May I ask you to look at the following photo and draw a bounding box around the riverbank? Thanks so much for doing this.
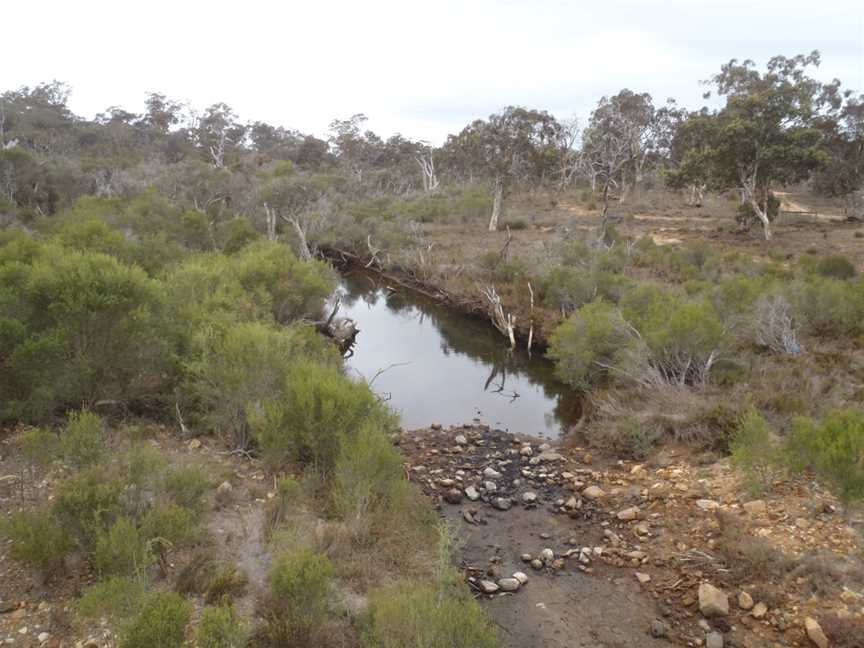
[400,423,864,648]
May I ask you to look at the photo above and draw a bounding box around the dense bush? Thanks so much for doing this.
[363,580,497,648]
[814,254,857,280]
[259,549,334,645]
[162,462,212,513]
[0,240,174,420]
[120,591,191,648]
[730,408,781,494]
[77,576,147,622]
[1,508,71,579]
[540,266,596,314]
[197,605,249,648]
[787,409,864,503]
[250,361,393,473]
[547,302,635,388]
[60,410,104,469]
[789,277,864,337]
[93,517,154,578]
[52,468,124,548]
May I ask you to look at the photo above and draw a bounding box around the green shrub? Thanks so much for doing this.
[78,576,146,621]
[815,255,857,280]
[120,592,191,648]
[477,252,527,282]
[790,278,864,337]
[123,442,169,516]
[363,580,497,648]
[142,505,200,554]
[2,508,71,578]
[787,409,864,503]
[52,468,124,547]
[250,361,393,473]
[540,267,595,314]
[731,408,781,494]
[205,564,249,605]
[547,302,635,388]
[592,416,663,460]
[93,517,154,578]
[17,427,59,469]
[60,410,104,469]
[163,462,212,513]
[332,423,412,521]
[196,605,248,648]
[260,549,334,644]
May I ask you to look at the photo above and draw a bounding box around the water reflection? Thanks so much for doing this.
[337,272,580,438]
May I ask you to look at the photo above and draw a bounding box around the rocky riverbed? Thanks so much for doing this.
[399,424,864,648]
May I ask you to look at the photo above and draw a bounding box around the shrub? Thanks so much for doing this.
[540,267,595,314]
[716,512,789,581]
[789,277,864,337]
[60,410,104,469]
[1,508,71,579]
[120,592,191,648]
[731,408,782,494]
[197,605,249,648]
[591,416,663,460]
[163,462,212,513]
[93,517,154,578]
[815,254,857,280]
[363,580,497,648]
[17,427,59,470]
[78,576,146,621]
[786,409,864,503]
[547,302,635,388]
[205,564,249,605]
[123,442,169,516]
[52,468,124,547]
[141,504,200,555]
[250,361,393,473]
[820,615,864,648]
[259,549,334,644]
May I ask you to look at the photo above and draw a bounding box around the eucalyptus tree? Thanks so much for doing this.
[444,106,562,231]
[812,93,864,220]
[670,52,838,240]
[195,103,247,168]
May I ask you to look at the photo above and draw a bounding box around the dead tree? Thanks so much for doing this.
[416,147,440,192]
[480,284,516,349]
[316,297,360,357]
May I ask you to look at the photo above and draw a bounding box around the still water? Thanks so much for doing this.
[337,272,580,438]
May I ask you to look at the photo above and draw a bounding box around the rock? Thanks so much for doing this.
[752,602,767,619]
[530,559,543,570]
[650,619,669,638]
[706,631,724,648]
[617,506,640,521]
[478,580,499,594]
[738,591,754,610]
[0,602,16,614]
[699,583,729,618]
[483,467,502,479]
[696,499,720,511]
[635,572,651,584]
[537,450,564,462]
[462,510,476,524]
[444,488,463,504]
[38,633,50,644]
[498,578,520,592]
[743,500,767,516]
[513,571,529,585]
[521,553,532,562]
[215,481,233,504]
[492,497,512,511]
[484,481,497,493]
[539,532,550,539]
[465,485,480,501]
[804,617,828,648]
[565,496,579,509]
[455,435,467,445]
[187,438,201,450]
[522,491,537,504]
[582,485,606,500]
[520,445,533,457]
[635,522,651,536]
[431,422,442,430]
[540,548,554,563]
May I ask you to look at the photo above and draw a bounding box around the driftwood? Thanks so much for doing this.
[316,297,360,357]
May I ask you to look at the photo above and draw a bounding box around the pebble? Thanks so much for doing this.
[706,631,724,648]
[743,499,767,516]
[455,435,467,445]
[752,602,767,619]
[696,499,720,511]
[498,577,521,592]
[738,591,754,610]
[483,467,502,479]
[530,559,543,570]
[699,582,729,618]
[635,572,651,584]
[804,617,828,648]
[582,485,606,499]
[650,619,669,638]
[540,548,554,563]
[484,481,498,493]
[537,450,564,462]
[465,485,480,501]
[521,553,532,562]
[492,497,512,511]
[38,633,50,643]
[444,488,463,504]
[513,571,529,585]
[479,580,499,594]
[522,492,537,504]
[616,506,640,521]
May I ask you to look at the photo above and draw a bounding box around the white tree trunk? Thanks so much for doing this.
[264,203,277,241]
[285,215,313,261]
[488,175,504,232]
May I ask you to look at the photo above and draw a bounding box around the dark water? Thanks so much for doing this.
[338,272,580,438]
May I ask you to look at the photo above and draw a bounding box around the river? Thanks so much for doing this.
[337,271,580,438]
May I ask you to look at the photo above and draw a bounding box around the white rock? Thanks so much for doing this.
[513,571,529,585]
[696,499,720,511]
[752,602,767,618]
[522,492,537,504]
[616,506,640,521]
[38,633,50,643]
[479,580,499,594]
[635,572,651,584]
[805,617,828,648]
[540,548,554,563]
[455,435,468,445]
[498,578,520,592]
[706,631,724,648]
[492,497,512,511]
[698,582,729,618]
[582,485,606,499]
[537,450,564,462]
[483,467,502,479]
[738,591,754,610]
[465,485,480,501]
[484,480,497,493]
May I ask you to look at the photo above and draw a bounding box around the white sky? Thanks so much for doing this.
[3,0,863,144]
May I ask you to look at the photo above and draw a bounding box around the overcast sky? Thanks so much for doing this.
[3,0,862,144]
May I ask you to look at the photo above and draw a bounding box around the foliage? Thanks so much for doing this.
[78,577,147,622]
[52,468,124,547]
[363,579,498,648]
[789,277,864,337]
[120,592,191,648]
[163,462,212,513]
[814,254,857,280]
[249,361,393,473]
[731,408,781,494]
[1,507,71,578]
[197,605,249,648]
[787,409,864,503]
[93,517,154,578]
[260,549,334,645]
[60,410,104,469]
[592,416,663,460]
[547,302,635,388]
[141,504,200,554]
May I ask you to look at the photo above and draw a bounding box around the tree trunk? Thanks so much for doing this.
[749,198,772,240]
[597,181,611,244]
[488,175,504,232]
[286,216,313,261]
[264,203,277,241]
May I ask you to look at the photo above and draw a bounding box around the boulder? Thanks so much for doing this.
[492,497,512,511]
[478,580,499,594]
[465,485,480,501]
[705,631,724,648]
[804,617,828,648]
[522,492,538,504]
[617,507,640,521]
[513,572,529,585]
[698,582,729,617]
[483,467,502,479]
[498,578,520,592]
[582,485,606,500]
[743,500,767,516]
[444,489,463,504]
